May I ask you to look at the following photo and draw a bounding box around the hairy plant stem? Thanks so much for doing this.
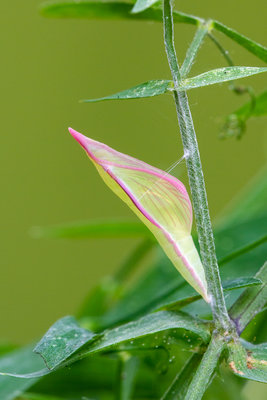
[180,22,211,77]
[163,0,232,331]
[184,333,225,400]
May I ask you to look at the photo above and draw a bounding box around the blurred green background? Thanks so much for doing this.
[0,0,266,353]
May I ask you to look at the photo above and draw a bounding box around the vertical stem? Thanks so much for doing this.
[184,334,225,400]
[163,0,232,331]
[161,353,202,400]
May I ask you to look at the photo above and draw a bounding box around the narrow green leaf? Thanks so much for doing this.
[219,234,267,266]
[0,346,44,400]
[154,277,262,312]
[34,316,96,370]
[215,213,267,279]
[228,340,267,383]
[213,20,267,63]
[82,80,173,103]
[131,0,159,14]
[161,353,202,400]
[229,261,267,334]
[40,1,201,25]
[180,67,267,91]
[31,219,151,239]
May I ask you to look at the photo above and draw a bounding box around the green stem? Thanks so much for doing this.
[116,353,139,400]
[161,353,202,399]
[163,0,232,331]
[184,334,225,400]
[181,22,211,78]
[208,33,234,66]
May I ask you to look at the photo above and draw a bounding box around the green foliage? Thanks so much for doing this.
[228,340,267,383]
[40,1,200,25]
[32,219,150,239]
[1,1,266,399]
[180,67,267,90]
[213,20,267,63]
[0,346,44,399]
[34,317,96,370]
[222,90,267,139]
[131,0,159,14]
[82,80,173,103]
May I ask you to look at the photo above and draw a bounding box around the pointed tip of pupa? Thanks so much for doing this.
[68,127,89,150]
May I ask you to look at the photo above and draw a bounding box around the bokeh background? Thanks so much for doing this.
[0,1,266,394]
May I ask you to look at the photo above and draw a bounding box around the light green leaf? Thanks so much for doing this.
[213,20,267,63]
[31,219,151,239]
[0,346,44,400]
[180,67,267,91]
[131,0,159,14]
[34,316,96,370]
[40,1,200,25]
[228,341,267,383]
[82,80,173,103]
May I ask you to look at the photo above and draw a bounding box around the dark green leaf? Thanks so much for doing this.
[0,346,44,400]
[91,255,183,329]
[34,316,96,370]
[31,219,150,239]
[131,0,159,14]
[229,261,267,333]
[35,311,210,372]
[40,2,201,25]
[213,20,267,63]
[219,234,267,266]
[228,340,267,383]
[180,67,267,91]
[82,80,173,103]
[154,277,262,312]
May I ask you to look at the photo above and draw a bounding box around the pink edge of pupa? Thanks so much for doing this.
[68,127,209,301]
